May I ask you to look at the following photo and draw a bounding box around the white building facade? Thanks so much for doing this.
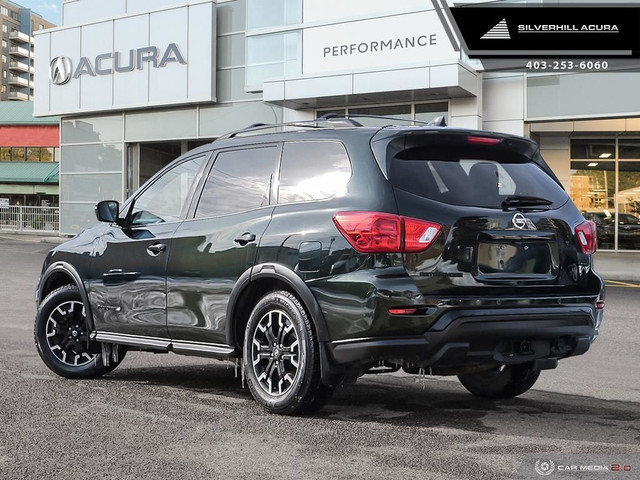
[34,0,640,251]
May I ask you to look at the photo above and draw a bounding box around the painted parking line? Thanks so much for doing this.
[605,279,640,288]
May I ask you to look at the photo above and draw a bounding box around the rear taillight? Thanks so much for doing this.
[333,211,442,253]
[575,220,597,254]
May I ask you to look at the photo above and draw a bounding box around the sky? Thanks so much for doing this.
[12,0,61,26]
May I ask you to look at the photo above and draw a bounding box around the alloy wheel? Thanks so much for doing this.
[45,300,94,367]
[251,309,301,397]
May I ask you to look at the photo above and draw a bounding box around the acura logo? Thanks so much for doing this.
[50,57,72,85]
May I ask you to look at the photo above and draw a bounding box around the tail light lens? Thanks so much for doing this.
[468,136,501,146]
[333,211,442,253]
[575,220,597,254]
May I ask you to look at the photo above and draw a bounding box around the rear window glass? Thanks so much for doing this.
[389,148,568,208]
[278,141,351,204]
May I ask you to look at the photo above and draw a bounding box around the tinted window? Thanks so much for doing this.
[278,142,351,204]
[129,156,205,226]
[390,148,568,209]
[570,139,615,159]
[195,146,277,218]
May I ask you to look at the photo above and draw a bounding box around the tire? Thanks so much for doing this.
[243,290,333,415]
[457,362,541,399]
[34,285,125,379]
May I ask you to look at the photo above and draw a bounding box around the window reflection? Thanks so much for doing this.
[570,161,615,249]
[195,147,277,218]
[617,162,640,250]
[570,139,615,159]
[131,156,204,226]
[279,142,351,204]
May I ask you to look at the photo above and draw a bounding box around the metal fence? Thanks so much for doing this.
[0,206,60,234]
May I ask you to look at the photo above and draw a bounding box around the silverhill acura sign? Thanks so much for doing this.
[49,44,186,85]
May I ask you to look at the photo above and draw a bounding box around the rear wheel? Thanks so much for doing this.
[457,363,540,398]
[34,285,125,379]
[243,290,333,415]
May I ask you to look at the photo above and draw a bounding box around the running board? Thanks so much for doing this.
[172,341,235,356]
[93,332,235,358]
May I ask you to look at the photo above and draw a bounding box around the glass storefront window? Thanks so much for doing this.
[316,103,448,125]
[349,105,412,127]
[415,102,449,124]
[570,161,615,250]
[0,147,58,163]
[27,147,41,162]
[41,148,54,162]
[570,139,640,250]
[617,162,640,250]
[11,147,25,162]
[246,31,302,89]
[570,139,615,160]
[618,139,640,159]
[247,0,302,30]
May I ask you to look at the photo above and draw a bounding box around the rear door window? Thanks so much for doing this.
[278,141,351,204]
[389,148,568,209]
[195,146,278,218]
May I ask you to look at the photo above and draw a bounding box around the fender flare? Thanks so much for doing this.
[225,263,331,348]
[38,261,95,331]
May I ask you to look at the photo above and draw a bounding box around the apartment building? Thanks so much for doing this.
[1,0,56,101]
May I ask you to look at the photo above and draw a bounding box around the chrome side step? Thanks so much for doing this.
[94,332,171,350]
[172,340,235,356]
[93,332,235,358]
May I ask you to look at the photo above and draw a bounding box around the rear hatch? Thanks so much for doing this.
[371,128,598,297]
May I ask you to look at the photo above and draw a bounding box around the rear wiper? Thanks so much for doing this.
[501,195,553,211]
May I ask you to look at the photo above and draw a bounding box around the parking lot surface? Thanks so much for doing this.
[0,235,638,479]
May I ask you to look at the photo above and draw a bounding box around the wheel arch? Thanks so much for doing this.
[38,262,95,331]
[226,263,331,351]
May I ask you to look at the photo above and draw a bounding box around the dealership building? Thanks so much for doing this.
[34,0,640,251]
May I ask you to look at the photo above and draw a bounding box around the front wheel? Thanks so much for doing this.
[457,363,540,398]
[34,285,125,379]
[243,290,333,415]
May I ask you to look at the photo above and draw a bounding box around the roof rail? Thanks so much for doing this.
[214,113,447,141]
[215,117,363,141]
[317,112,447,127]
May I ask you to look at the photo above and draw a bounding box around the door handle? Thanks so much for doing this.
[103,269,141,283]
[147,243,167,256]
[234,233,256,246]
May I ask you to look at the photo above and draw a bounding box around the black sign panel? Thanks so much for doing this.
[450,7,640,58]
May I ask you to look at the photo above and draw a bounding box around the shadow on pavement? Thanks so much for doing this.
[106,362,640,447]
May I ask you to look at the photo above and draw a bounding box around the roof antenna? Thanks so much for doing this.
[428,116,447,127]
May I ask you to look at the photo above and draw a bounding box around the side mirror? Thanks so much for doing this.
[95,200,120,223]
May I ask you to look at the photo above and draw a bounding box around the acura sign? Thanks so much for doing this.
[34,2,216,116]
[48,44,186,85]
[49,56,72,86]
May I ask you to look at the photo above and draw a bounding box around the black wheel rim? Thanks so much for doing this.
[251,309,301,397]
[45,300,94,367]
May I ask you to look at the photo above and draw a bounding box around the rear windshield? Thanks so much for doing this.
[389,147,568,208]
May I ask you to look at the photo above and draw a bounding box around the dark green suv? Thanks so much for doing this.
[34,118,605,414]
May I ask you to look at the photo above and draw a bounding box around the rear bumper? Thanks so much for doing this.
[325,305,597,374]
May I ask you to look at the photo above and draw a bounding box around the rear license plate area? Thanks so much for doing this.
[476,242,554,278]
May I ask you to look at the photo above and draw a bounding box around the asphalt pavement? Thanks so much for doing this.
[0,236,638,479]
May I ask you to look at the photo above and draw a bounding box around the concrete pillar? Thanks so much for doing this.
[482,72,525,136]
